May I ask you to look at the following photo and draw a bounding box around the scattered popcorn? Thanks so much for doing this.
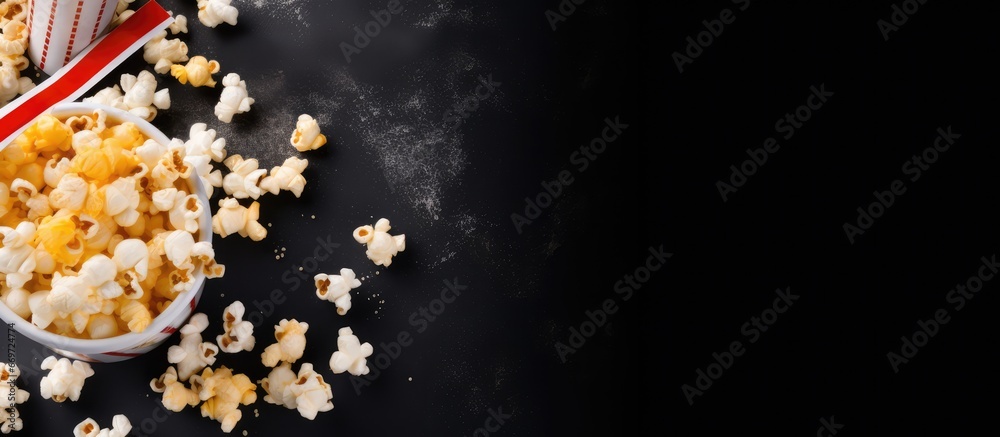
[0,364,28,434]
[190,366,256,433]
[83,71,170,122]
[0,63,32,106]
[73,414,132,437]
[171,56,220,88]
[197,0,239,28]
[284,363,334,420]
[353,218,406,267]
[261,319,308,367]
[217,301,255,353]
[0,4,33,108]
[212,198,266,241]
[314,268,359,315]
[169,13,189,34]
[214,73,254,123]
[259,157,307,198]
[221,155,265,200]
[178,123,227,198]
[290,114,327,152]
[329,327,373,376]
[143,30,189,75]
[258,361,294,406]
[150,366,200,412]
[39,356,93,403]
[168,313,219,381]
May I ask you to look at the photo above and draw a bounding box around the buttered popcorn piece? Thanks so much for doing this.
[39,356,93,403]
[197,0,238,28]
[168,313,219,381]
[73,414,132,437]
[191,366,256,433]
[217,301,255,353]
[261,319,308,367]
[353,218,406,267]
[290,114,327,152]
[260,157,307,198]
[214,73,254,123]
[314,268,359,315]
[143,30,189,74]
[171,56,220,87]
[283,363,334,420]
[150,366,199,412]
[330,327,373,376]
[211,198,266,241]
[221,155,265,199]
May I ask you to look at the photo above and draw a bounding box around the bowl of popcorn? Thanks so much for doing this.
[0,102,223,362]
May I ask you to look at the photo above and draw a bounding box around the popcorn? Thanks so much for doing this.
[283,363,334,420]
[43,157,71,188]
[197,0,239,28]
[190,366,256,433]
[261,319,308,367]
[167,192,203,234]
[72,415,132,437]
[314,268,359,315]
[179,123,226,197]
[105,176,141,226]
[171,56,220,88]
[258,361,293,404]
[290,114,327,152]
[221,155,265,200]
[169,13,189,34]
[83,71,171,121]
[259,157,308,198]
[150,366,199,412]
[353,218,406,267]
[192,241,225,278]
[211,198,266,241]
[48,173,88,211]
[143,30,189,74]
[0,63,31,106]
[329,327,373,376]
[118,299,153,332]
[217,301,255,353]
[39,356,93,402]
[214,73,254,123]
[0,222,36,289]
[168,313,219,381]
[0,286,29,318]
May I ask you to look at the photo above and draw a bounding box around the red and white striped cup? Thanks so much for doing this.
[26,0,117,75]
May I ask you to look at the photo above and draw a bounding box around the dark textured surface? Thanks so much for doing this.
[8,0,1000,436]
[10,0,645,436]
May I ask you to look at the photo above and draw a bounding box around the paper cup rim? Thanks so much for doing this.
[0,102,212,354]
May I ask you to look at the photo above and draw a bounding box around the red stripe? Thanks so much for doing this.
[90,0,110,43]
[0,1,170,144]
[102,351,141,357]
[26,0,34,33]
[161,326,177,334]
[40,0,59,71]
[189,299,196,310]
[63,0,86,66]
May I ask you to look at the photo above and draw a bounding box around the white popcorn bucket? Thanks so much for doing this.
[26,0,118,75]
[0,102,212,363]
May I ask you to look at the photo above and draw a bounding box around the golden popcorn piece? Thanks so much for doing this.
[171,56,221,88]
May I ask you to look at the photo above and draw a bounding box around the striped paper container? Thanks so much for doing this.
[26,0,117,75]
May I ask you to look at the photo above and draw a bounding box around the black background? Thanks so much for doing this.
[4,0,999,435]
